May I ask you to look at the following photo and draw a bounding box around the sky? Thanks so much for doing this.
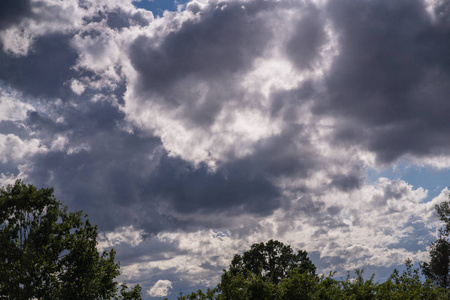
[0,0,450,298]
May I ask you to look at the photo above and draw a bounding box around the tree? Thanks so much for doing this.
[119,283,143,300]
[422,235,450,289]
[436,201,450,235]
[340,270,377,300]
[178,240,450,300]
[379,259,447,300]
[217,240,317,300]
[421,199,450,289]
[175,288,217,300]
[0,180,141,299]
[226,240,315,283]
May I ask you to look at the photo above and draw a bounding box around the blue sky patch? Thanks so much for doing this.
[132,0,190,16]
[367,162,450,202]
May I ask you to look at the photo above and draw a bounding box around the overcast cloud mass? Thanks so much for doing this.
[1,0,450,298]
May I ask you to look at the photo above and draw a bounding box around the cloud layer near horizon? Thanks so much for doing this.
[1,0,450,298]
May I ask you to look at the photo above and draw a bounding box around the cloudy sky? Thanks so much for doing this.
[1,0,450,298]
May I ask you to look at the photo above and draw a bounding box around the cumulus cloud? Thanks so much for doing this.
[124,0,310,165]
[97,225,144,251]
[147,280,173,297]
[318,0,450,164]
[0,33,78,98]
[0,87,33,121]
[286,3,326,70]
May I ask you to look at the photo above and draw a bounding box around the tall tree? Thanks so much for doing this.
[0,180,141,299]
[422,235,450,289]
[227,239,315,284]
[421,199,450,289]
[436,201,450,236]
[218,239,316,300]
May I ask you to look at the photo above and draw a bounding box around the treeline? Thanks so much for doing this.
[176,242,448,300]
[177,202,450,300]
[1,181,449,299]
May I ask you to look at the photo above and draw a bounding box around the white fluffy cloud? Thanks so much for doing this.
[0,88,33,121]
[0,134,46,163]
[147,280,173,297]
[97,225,144,251]
[121,0,334,166]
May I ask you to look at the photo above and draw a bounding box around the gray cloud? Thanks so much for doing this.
[21,101,161,230]
[0,33,78,98]
[106,11,131,29]
[270,81,315,120]
[330,172,362,192]
[0,120,29,139]
[225,126,318,179]
[131,1,270,90]
[0,0,31,30]
[146,156,281,216]
[129,0,273,127]
[317,0,450,163]
[19,97,283,234]
[87,8,150,29]
[286,4,326,70]
[0,0,286,236]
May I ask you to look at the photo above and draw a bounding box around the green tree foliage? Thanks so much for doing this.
[218,239,316,300]
[0,180,141,299]
[119,283,143,300]
[422,237,450,289]
[175,288,217,300]
[232,240,316,283]
[178,240,449,300]
[436,201,450,235]
[378,259,447,300]
[421,199,450,289]
[339,270,377,300]
[179,239,321,300]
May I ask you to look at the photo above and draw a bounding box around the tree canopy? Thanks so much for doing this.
[178,238,450,300]
[0,180,141,299]
[218,239,316,299]
[421,200,450,289]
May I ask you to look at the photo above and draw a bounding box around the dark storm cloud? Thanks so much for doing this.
[330,167,363,192]
[129,0,273,126]
[270,81,315,119]
[226,126,318,179]
[131,0,271,91]
[0,0,31,30]
[286,4,326,70]
[0,33,78,98]
[317,0,450,163]
[21,99,282,234]
[106,11,131,29]
[26,111,59,138]
[0,120,28,139]
[146,156,281,215]
[87,8,150,29]
[22,101,161,230]
[330,173,361,192]
[0,0,288,236]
